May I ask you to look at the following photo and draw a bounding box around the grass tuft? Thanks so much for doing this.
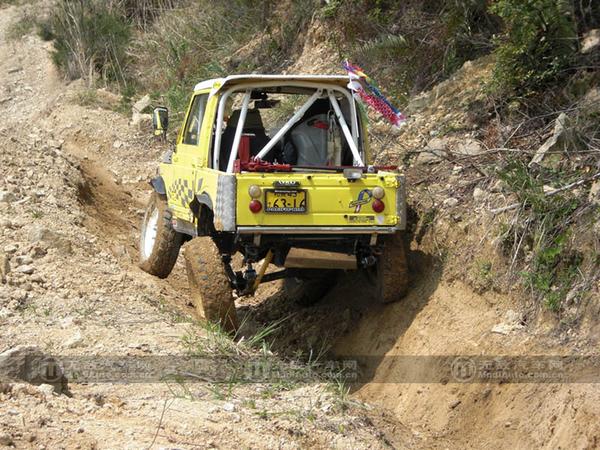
[497,160,588,311]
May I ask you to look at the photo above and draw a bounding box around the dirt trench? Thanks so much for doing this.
[72,145,194,316]
[52,46,600,450]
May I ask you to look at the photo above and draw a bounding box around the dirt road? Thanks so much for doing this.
[0,4,412,449]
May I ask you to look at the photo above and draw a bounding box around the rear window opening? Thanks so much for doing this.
[212,86,366,173]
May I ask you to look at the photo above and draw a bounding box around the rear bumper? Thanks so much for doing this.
[236,226,398,234]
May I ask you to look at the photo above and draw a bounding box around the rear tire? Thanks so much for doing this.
[371,233,409,303]
[139,192,182,278]
[184,237,238,333]
[284,271,337,306]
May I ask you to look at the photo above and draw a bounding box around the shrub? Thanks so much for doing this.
[490,0,577,96]
[121,0,179,29]
[321,0,498,101]
[441,0,501,75]
[50,0,132,86]
[497,160,585,311]
[131,0,317,126]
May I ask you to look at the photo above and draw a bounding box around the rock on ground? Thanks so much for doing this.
[581,29,600,54]
[529,112,568,167]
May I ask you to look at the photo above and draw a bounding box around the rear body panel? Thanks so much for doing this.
[157,76,406,237]
[235,171,405,231]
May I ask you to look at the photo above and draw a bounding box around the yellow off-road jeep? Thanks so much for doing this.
[139,75,408,331]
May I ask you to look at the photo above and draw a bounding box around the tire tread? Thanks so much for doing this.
[139,192,183,278]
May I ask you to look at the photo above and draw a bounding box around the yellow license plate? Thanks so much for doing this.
[264,189,307,213]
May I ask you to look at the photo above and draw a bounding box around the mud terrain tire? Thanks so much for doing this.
[184,237,238,332]
[284,271,337,306]
[373,233,409,303]
[139,192,182,278]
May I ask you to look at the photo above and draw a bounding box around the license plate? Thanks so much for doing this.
[264,189,307,213]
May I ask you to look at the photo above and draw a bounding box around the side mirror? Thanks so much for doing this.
[152,106,169,138]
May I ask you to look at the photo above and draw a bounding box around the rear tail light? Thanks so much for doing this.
[372,199,385,213]
[249,200,262,213]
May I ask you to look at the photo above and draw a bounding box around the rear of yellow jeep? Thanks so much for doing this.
[140,75,409,331]
[235,171,405,231]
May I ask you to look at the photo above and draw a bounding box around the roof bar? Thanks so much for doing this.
[212,81,363,172]
[328,91,364,166]
[226,90,251,173]
[213,89,231,170]
[252,89,323,163]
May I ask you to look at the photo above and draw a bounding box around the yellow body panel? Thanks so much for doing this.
[236,172,400,227]
[158,83,404,233]
[160,88,218,224]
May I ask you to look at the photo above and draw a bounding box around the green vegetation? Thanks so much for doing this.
[132,1,258,112]
[41,0,600,109]
[497,161,587,311]
[29,209,44,219]
[173,319,357,413]
[132,0,316,122]
[43,0,501,115]
[490,0,577,96]
[48,1,132,85]
[41,0,595,109]
[322,0,499,102]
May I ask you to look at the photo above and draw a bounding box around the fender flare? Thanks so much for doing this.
[149,176,166,196]
[196,192,213,210]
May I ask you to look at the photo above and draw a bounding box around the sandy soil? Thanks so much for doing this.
[0,4,412,449]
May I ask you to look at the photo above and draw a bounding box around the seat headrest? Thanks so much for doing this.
[227,109,264,129]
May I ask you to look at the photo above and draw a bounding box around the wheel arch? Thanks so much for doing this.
[149,176,167,196]
[196,191,213,210]
[190,191,215,236]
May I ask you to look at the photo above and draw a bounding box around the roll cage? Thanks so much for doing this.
[210,81,365,173]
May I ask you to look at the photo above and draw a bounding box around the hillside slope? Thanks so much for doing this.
[0,3,415,448]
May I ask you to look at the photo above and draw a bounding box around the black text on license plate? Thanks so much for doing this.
[265,189,307,213]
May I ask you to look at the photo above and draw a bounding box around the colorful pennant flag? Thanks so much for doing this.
[343,60,406,127]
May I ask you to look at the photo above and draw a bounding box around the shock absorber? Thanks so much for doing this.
[252,250,274,292]
[243,260,257,292]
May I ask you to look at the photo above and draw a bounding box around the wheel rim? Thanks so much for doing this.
[141,207,159,260]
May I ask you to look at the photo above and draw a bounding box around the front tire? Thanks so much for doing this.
[139,192,182,278]
[184,237,238,333]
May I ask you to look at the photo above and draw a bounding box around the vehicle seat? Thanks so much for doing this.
[289,114,330,166]
[219,109,272,171]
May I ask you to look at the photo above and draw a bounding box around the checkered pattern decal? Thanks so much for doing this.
[168,179,193,208]
[168,178,203,208]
